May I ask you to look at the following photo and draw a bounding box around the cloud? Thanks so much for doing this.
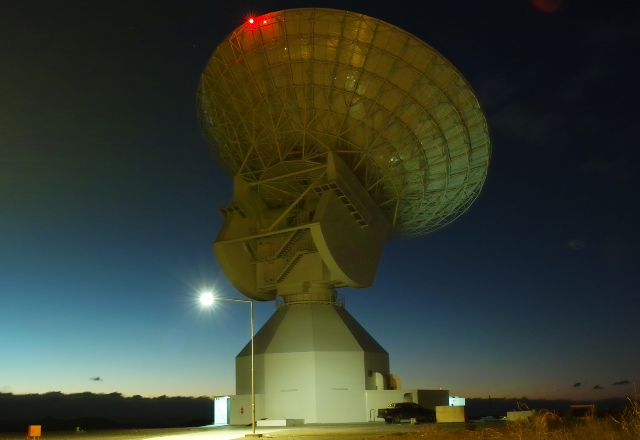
[592,385,603,390]
[475,15,640,182]
[572,382,581,387]
[0,386,11,393]
[612,380,631,386]
[569,240,586,251]
[89,377,103,382]
[577,156,636,182]
[530,0,563,14]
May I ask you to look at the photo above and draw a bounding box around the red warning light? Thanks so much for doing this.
[248,18,254,24]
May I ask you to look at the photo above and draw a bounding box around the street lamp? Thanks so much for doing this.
[199,292,260,438]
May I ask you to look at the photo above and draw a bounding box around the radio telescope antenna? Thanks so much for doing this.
[197,8,490,423]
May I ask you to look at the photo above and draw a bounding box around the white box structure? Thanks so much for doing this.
[436,406,467,423]
[256,419,304,427]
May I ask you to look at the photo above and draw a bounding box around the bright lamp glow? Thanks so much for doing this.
[199,292,214,306]
[248,18,254,24]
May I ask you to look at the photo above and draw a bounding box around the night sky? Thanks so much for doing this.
[1,1,638,401]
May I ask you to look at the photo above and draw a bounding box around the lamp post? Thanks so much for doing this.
[200,292,260,438]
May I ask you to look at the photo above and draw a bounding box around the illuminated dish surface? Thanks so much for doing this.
[198,8,490,239]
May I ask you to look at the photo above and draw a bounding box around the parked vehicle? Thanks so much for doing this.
[377,402,436,423]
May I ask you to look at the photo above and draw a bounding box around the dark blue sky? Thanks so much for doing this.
[1,0,638,400]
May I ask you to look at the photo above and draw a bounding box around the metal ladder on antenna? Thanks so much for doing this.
[313,177,371,227]
[275,229,305,259]
[276,253,304,283]
[244,242,257,261]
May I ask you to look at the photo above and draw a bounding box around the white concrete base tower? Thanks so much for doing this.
[236,301,389,423]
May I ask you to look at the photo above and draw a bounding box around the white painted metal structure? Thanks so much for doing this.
[197,8,491,424]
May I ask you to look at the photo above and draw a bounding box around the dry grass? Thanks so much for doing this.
[372,398,640,440]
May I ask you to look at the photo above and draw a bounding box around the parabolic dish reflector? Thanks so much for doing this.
[198,8,490,239]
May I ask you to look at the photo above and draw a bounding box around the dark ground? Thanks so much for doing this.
[0,422,506,440]
[0,428,198,440]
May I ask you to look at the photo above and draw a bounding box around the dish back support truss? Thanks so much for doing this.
[197,8,491,240]
[213,153,391,301]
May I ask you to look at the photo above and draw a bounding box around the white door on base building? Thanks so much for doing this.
[214,396,230,425]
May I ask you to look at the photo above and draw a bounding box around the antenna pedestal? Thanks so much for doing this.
[275,290,344,308]
[235,303,389,423]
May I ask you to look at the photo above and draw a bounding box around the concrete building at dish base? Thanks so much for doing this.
[217,302,449,425]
